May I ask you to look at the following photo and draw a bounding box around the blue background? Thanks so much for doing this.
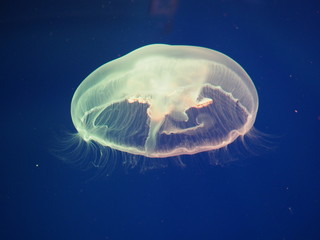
[1,0,320,239]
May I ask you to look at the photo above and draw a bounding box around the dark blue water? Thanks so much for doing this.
[1,0,320,239]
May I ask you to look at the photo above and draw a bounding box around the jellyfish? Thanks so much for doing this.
[70,44,258,169]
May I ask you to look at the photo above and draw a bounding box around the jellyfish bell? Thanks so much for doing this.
[69,44,259,171]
